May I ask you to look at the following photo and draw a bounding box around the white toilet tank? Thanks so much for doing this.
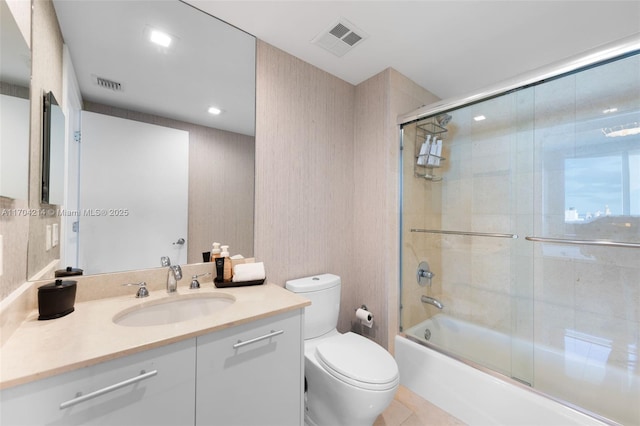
[285,274,341,339]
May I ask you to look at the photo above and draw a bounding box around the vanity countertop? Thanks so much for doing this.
[0,283,310,390]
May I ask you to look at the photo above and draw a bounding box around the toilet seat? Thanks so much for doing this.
[314,332,399,391]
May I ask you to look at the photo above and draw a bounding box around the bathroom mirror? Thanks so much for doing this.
[46,0,256,275]
[0,0,30,200]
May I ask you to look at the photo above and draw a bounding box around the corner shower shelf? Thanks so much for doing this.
[414,119,447,181]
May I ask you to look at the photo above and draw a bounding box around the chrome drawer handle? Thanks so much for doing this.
[233,329,284,349]
[59,370,158,409]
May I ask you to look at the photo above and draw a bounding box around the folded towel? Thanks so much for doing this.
[232,262,266,282]
[231,256,255,269]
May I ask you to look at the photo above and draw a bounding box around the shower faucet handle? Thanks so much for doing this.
[417,261,434,286]
[419,269,434,279]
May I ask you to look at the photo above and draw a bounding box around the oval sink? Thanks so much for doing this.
[113,293,235,327]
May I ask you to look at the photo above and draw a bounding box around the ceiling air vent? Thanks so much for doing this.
[312,18,368,57]
[93,75,124,92]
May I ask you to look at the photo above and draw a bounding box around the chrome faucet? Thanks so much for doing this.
[190,272,211,289]
[161,256,182,293]
[122,281,149,298]
[421,295,444,310]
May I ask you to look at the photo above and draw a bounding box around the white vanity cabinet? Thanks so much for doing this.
[196,309,304,426]
[1,308,304,426]
[0,338,196,426]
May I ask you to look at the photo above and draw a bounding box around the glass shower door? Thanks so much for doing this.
[400,88,536,385]
[530,53,640,424]
[400,51,640,424]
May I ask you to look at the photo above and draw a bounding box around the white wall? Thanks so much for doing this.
[0,94,29,200]
[79,111,189,274]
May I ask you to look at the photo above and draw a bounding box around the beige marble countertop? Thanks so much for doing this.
[0,282,310,390]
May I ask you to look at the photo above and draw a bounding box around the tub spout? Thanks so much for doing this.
[421,295,444,310]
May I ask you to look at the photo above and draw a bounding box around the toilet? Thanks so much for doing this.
[285,274,399,426]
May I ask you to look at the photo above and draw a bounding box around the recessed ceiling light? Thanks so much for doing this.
[208,107,222,115]
[150,30,172,47]
[474,115,486,121]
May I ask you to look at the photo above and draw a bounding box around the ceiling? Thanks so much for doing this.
[53,0,256,136]
[188,0,640,101]
[53,1,640,136]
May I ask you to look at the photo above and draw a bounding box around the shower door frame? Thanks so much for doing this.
[398,35,640,128]
[397,34,640,423]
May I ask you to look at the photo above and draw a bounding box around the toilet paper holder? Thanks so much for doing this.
[355,305,373,328]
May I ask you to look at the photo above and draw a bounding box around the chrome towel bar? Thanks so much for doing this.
[410,229,639,248]
[410,229,518,239]
[525,236,640,249]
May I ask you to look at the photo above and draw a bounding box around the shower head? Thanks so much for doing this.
[435,113,452,127]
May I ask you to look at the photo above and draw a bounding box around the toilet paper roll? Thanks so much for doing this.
[356,308,373,328]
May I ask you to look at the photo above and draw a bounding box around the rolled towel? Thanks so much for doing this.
[433,139,442,167]
[416,135,431,166]
[232,262,266,282]
[427,138,439,166]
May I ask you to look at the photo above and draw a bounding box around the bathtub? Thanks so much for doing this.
[397,314,639,425]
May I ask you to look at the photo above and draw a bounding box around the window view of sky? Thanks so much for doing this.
[565,151,640,220]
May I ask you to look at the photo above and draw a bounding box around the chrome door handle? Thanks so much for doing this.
[59,370,158,409]
[233,330,284,349]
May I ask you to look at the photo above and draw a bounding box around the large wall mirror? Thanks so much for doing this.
[48,0,256,276]
[0,0,31,200]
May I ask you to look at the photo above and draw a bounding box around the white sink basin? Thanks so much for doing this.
[113,293,235,327]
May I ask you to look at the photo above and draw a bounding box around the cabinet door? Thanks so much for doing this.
[1,338,196,426]
[196,309,304,426]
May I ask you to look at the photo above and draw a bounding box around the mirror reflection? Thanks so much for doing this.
[41,91,65,205]
[51,0,256,275]
[0,0,30,200]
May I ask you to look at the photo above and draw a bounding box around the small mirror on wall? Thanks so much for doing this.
[42,91,64,205]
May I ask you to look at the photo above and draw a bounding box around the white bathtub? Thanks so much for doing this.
[397,314,639,425]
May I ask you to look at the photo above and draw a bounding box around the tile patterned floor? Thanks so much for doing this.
[374,385,466,426]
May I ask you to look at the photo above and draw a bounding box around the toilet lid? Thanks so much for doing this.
[315,332,399,390]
